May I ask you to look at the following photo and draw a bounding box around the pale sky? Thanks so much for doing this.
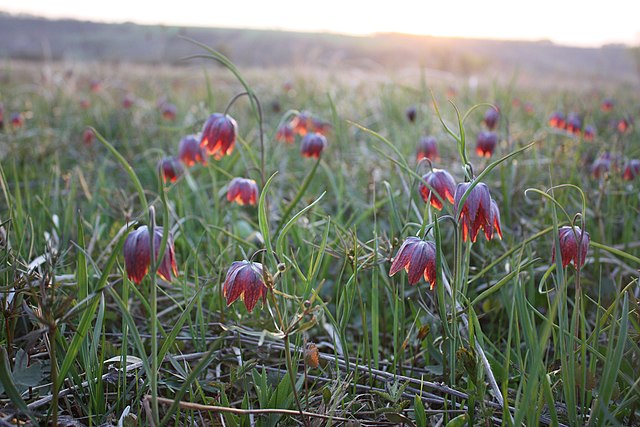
[1,0,639,47]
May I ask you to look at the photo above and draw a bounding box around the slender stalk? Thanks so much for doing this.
[283,334,308,426]
[148,206,159,426]
[49,324,58,427]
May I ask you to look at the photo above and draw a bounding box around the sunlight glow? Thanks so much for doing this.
[2,0,639,47]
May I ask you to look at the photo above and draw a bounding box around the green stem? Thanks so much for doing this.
[50,325,59,427]
[148,206,160,426]
[283,334,308,426]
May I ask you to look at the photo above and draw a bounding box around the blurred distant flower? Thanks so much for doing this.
[623,159,640,181]
[89,79,101,93]
[591,153,611,179]
[160,102,177,121]
[483,107,499,130]
[122,94,135,109]
[549,111,565,129]
[124,225,178,285]
[178,134,207,167]
[600,98,614,112]
[523,103,535,114]
[79,98,91,110]
[565,112,582,135]
[552,225,589,269]
[223,260,268,312]
[82,128,95,146]
[406,106,417,123]
[583,125,596,141]
[0,103,4,129]
[455,182,497,242]
[300,132,327,158]
[616,118,630,133]
[418,169,456,210]
[227,177,259,206]
[416,135,439,161]
[200,113,237,159]
[10,112,24,129]
[311,117,331,135]
[389,237,437,289]
[276,123,296,144]
[289,111,313,135]
[476,131,498,158]
[270,100,282,113]
[158,156,184,183]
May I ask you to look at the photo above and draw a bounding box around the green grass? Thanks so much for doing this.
[0,51,639,426]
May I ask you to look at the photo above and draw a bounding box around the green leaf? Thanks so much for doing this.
[414,394,427,427]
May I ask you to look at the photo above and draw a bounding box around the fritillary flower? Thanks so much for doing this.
[122,94,135,109]
[223,260,268,312]
[418,169,456,210]
[552,226,589,269]
[476,131,498,158]
[289,111,313,135]
[566,113,582,135]
[600,98,614,112]
[158,156,184,183]
[389,237,437,289]
[200,113,238,159]
[301,132,327,158]
[227,177,259,206]
[583,125,596,141]
[416,136,439,161]
[276,123,295,144]
[82,128,95,146]
[178,134,207,167]
[591,153,611,179]
[455,182,496,242]
[160,102,177,121]
[124,225,178,285]
[406,106,417,123]
[549,111,565,129]
[622,159,640,181]
[617,118,630,133]
[10,112,24,129]
[483,107,499,130]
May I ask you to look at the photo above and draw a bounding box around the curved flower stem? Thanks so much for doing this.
[224,91,266,187]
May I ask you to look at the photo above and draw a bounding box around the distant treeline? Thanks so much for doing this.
[0,13,637,84]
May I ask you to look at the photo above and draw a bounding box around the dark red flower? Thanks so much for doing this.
[418,169,456,210]
[10,112,24,129]
[82,128,95,146]
[178,134,207,167]
[455,182,495,242]
[227,177,259,206]
[158,156,184,183]
[549,111,565,129]
[276,123,295,144]
[0,103,4,130]
[160,102,177,121]
[389,237,437,289]
[566,113,582,135]
[591,153,611,179]
[583,125,596,141]
[310,117,331,135]
[223,260,268,312]
[124,225,178,285]
[552,226,589,269]
[406,106,417,123]
[476,131,498,158]
[490,199,503,240]
[301,132,327,158]
[200,113,237,159]
[483,107,499,130]
[600,98,614,112]
[289,111,313,136]
[623,159,640,181]
[416,136,439,161]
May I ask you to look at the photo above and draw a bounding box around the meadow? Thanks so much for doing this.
[1,42,639,426]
